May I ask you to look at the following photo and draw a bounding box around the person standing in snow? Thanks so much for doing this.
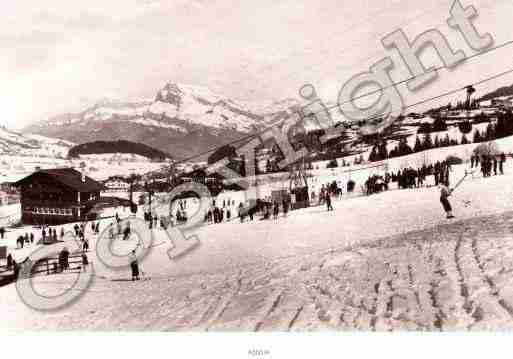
[81,253,89,272]
[0,226,5,239]
[439,182,454,219]
[282,198,289,217]
[273,201,279,220]
[500,152,506,175]
[6,253,13,270]
[326,192,333,211]
[129,250,140,281]
[83,238,89,252]
[238,203,245,223]
[123,221,131,241]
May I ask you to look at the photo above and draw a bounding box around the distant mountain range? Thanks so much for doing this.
[19,81,513,162]
[24,83,300,160]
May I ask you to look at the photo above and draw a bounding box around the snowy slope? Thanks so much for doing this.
[3,161,513,330]
[0,127,74,157]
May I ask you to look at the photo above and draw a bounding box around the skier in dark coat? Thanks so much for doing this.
[60,247,70,271]
[81,253,89,272]
[123,221,131,241]
[83,239,89,252]
[439,182,454,219]
[282,199,289,217]
[326,193,333,211]
[6,253,13,270]
[129,250,140,281]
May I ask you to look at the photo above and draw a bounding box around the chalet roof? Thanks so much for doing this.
[14,168,106,192]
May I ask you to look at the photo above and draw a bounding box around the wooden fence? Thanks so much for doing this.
[0,252,85,287]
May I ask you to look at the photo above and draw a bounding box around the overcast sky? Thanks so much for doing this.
[1,0,513,129]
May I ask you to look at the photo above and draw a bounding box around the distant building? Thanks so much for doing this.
[14,168,106,225]
[480,98,513,109]
[479,99,493,108]
[103,177,130,192]
[492,98,513,109]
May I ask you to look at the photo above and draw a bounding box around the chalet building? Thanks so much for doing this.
[103,176,130,192]
[14,168,106,225]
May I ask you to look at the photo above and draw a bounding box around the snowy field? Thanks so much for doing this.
[2,161,513,330]
[0,153,166,184]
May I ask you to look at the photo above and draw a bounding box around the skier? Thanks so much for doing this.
[326,193,333,211]
[273,201,279,220]
[6,253,13,270]
[81,253,89,272]
[282,199,289,217]
[59,247,70,271]
[500,152,506,175]
[83,238,89,252]
[123,222,131,241]
[129,250,140,281]
[0,226,5,239]
[238,203,245,223]
[439,181,454,219]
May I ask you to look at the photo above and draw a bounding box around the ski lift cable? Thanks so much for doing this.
[168,39,513,168]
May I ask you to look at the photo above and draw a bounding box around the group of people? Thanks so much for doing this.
[362,160,453,196]
[143,211,159,228]
[236,197,291,222]
[471,153,506,177]
[15,232,34,248]
[364,174,390,195]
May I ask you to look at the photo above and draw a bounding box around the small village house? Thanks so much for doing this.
[103,176,130,192]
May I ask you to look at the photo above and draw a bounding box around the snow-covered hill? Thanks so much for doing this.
[0,127,74,158]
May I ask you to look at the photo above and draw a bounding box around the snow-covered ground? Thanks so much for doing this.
[0,153,166,183]
[2,161,513,330]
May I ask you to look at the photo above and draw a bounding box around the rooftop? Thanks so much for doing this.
[14,168,105,192]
